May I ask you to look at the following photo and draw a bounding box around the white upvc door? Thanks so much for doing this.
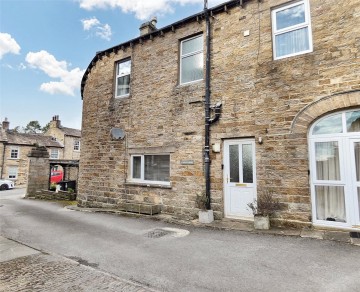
[349,139,360,227]
[223,139,256,219]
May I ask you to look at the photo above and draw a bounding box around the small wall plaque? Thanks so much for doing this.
[180,160,194,165]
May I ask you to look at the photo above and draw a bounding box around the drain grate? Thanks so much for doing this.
[145,227,190,239]
[147,229,174,238]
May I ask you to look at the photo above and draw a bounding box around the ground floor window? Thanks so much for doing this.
[8,166,18,179]
[130,154,170,185]
[309,109,360,227]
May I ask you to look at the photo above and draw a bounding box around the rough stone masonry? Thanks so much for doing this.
[78,0,360,227]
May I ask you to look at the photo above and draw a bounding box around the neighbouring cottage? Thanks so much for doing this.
[45,115,81,160]
[0,116,81,186]
[78,0,360,230]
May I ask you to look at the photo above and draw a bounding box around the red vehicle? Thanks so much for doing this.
[50,170,63,183]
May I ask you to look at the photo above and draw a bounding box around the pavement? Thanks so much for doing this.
[0,236,157,292]
[67,205,360,246]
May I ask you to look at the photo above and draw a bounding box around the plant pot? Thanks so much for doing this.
[254,214,270,230]
[199,210,214,224]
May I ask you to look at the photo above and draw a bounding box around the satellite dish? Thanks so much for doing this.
[110,128,125,140]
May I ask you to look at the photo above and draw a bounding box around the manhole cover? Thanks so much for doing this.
[145,228,190,239]
[147,229,174,238]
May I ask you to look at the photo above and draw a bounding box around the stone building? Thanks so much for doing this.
[45,115,81,160]
[79,0,360,230]
[0,119,63,186]
[0,116,81,186]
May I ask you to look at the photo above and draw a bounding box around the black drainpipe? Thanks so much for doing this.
[204,0,211,210]
[204,1,222,210]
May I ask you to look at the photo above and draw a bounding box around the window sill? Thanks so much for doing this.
[115,94,130,99]
[125,181,172,189]
[177,79,203,88]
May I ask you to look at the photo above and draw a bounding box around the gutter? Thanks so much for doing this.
[80,0,247,99]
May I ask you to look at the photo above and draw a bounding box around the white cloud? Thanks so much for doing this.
[81,17,101,30]
[0,33,21,59]
[78,0,226,20]
[81,17,112,41]
[25,50,85,96]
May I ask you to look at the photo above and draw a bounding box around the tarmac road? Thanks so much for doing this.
[1,188,360,292]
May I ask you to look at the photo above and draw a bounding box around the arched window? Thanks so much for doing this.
[309,109,360,228]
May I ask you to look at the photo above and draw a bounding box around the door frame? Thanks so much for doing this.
[223,138,257,219]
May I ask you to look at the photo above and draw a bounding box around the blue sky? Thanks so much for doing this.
[0,0,224,130]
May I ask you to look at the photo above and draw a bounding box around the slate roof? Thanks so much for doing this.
[60,126,81,138]
[1,131,63,148]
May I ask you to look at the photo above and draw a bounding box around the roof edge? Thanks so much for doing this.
[80,0,245,99]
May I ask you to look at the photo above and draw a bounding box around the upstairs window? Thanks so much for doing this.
[74,140,80,151]
[50,149,59,159]
[130,154,170,185]
[272,0,312,60]
[115,59,131,98]
[180,35,203,84]
[10,147,19,159]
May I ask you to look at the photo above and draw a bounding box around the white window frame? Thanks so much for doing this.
[272,0,313,60]
[10,147,19,159]
[180,34,203,85]
[50,149,59,159]
[74,140,80,151]
[129,154,170,186]
[8,166,18,179]
[115,58,131,98]
[309,109,360,229]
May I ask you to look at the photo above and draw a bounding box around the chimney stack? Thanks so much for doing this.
[49,115,61,128]
[2,117,9,131]
[139,16,157,36]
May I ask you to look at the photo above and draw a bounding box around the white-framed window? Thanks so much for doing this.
[8,166,18,179]
[130,154,170,185]
[180,34,203,85]
[50,149,59,159]
[309,109,360,228]
[272,0,313,60]
[115,59,131,98]
[10,147,19,159]
[74,140,80,151]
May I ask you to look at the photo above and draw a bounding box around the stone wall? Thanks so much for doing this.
[26,146,50,198]
[79,0,360,224]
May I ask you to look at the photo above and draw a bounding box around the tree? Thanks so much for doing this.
[24,121,42,134]
[42,122,50,133]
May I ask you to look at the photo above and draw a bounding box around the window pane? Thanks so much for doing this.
[354,142,360,181]
[315,142,340,181]
[242,144,253,183]
[181,53,203,83]
[229,145,239,183]
[144,155,170,182]
[182,35,202,55]
[117,75,130,96]
[346,111,360,133]
[358,188,360,221]
[275,27,309,58]
[118,60,131,76]
[132,156,141,179]
[276,3,305,30]
[315,185,346,222]
[312,114,343,135]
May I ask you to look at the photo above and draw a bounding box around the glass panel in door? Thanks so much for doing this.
[314,140,346,223]
[229,145,239,183]
[242,144,253,183]
[353,142,360,223]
